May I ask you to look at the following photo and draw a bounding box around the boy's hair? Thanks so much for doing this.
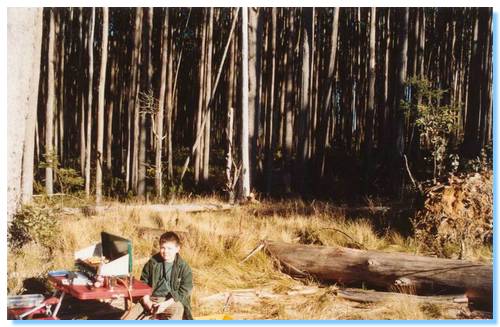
[159,231,181,246]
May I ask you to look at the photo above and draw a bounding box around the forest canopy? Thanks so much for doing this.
[11,7,493,208]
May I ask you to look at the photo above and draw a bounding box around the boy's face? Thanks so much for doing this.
[159,241,180,263]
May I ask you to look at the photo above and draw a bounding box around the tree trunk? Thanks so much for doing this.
[296,8,312,192]
[106,57,116,178]
[241,7,251,199]
[194,13,206,185]
[7,8,43,219]
[57,12,65,165]
[45,8,56,195]
[264,8,277,194]
[283,12,295,193]
[248,7,261,186]
[264,241,492,306]
[315,8,339,178]
[128,8,143,192]
[393,8,409,195]
[85,8,95,197]
[95,7,108,204]
[155,8,169,197]
[137,7,153,197]
[364,8,376,157]
[202,8,213,183]
[79,8,86,175]
[166,10,174,183]
[225,107,235,203]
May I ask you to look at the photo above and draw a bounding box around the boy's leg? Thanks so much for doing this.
[158,301,184,320]
[121,301,147,320]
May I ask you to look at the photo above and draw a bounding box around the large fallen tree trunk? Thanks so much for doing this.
[264,241,492,306]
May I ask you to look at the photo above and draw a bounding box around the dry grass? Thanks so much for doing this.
[7,198,491,320]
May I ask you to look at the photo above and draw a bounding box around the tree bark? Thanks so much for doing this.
[45,8,56,195]
[194,13,206,185]
[264,241,492,305]
[79,8,86,176]
[248,7,261,186]
[85,8,95,197]
[96,8,108,203]
[364,8,376,157]
[137,7,153,197]
[106,56,116,178]
[264,8,277,194]
[202,8,214,183]
[296,8,312,192]
[7,8,43,219]
[166,9,174,183]
[127,8,143,192]
[241,7,251,199]
[155,8,169,197]
[393,8,409,195]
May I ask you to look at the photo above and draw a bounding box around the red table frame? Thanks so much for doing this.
[47,275,152,319]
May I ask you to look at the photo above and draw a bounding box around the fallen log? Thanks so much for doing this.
[264,241,492,306]
[336,288,466,304]
[62,203,233,216]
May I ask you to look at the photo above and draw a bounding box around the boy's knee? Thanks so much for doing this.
[173,302,184,314]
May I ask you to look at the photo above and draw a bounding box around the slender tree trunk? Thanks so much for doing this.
[478,9,492,149]
[316,8,339,178]
[155,8,168,197]
[464,9,481,157]
[106,56,116,177]
[248,7,261,187]
[296,8,312,192]
[137,7,152,197]
[7,8,43,219]
[195,13,206,185]
[96,7,108,203]
[241,7,251,199]
[57,12,65,165]
[283,12,295,193]
[364,8,376,156]
[79,8,86,175]
[202,8,213,183]
[128,8,142,192]
[394,8,409,195]
[85,8,95,197]
[264,8,277,194]
[225,107,234,202]
[45,8,56,195]
[166,11,174,182]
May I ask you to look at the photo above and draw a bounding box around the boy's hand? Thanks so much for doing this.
[141,296,154,313]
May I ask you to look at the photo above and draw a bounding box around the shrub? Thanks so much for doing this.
[8,204,60,249]
[412,169,492,259]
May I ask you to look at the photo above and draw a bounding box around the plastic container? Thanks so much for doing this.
[7,294,44,309]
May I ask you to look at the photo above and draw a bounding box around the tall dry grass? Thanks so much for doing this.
[7,198,490,319]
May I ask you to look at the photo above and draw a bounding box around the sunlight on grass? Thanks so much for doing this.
[7,198,489,319]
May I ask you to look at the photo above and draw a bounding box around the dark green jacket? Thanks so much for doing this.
[140,253,193,320]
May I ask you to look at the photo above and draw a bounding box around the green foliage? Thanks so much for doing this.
[39,152,84,193]
[403,78,459,181]
[465,146,493,173]
[8,204,60,250]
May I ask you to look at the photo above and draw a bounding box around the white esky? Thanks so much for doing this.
[1,2,499,327]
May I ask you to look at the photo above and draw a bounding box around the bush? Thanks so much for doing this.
[8,205,60,249]
[412,169,492,259]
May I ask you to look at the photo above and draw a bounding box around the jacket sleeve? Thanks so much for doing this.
[140,260,153,286]
[171,263,193,304]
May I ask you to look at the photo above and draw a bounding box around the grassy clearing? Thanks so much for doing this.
[7,197,491,320]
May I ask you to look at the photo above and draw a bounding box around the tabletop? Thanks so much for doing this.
[48,275,152,300]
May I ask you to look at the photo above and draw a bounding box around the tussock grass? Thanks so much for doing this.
[7,198,490,319]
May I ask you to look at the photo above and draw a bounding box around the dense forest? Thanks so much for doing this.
[9,7,493,212]
[6,7,494,320]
